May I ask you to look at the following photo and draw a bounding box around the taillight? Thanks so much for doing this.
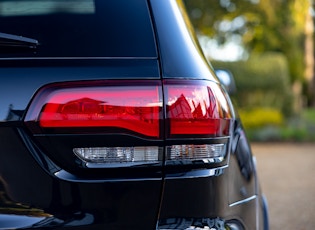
[164,80,233,164]
[25,80,234,167]
[25,80,162,138]
[164,80,233,138]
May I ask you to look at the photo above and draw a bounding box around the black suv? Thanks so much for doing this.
[0,0,268,229]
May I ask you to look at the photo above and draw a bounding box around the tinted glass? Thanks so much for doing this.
[0,0,157,58]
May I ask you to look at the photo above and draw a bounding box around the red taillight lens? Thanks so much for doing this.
[25,81,162,138]
[164,80,233,137]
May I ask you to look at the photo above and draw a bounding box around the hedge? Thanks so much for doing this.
[211,52,293,117]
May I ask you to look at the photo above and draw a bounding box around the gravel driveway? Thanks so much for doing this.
[252,143,315,230]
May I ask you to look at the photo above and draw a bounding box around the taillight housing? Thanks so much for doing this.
[24,79,234,168]
[163,80,233,165]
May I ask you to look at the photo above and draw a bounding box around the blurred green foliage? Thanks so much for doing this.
[211,53,315,142]
[212,52,293,116]
[238,108,284,129]
[245,109,315,142]
[184,0,310,83]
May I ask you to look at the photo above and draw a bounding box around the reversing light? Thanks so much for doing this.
[166,144,226,164]
[73,146,161,167]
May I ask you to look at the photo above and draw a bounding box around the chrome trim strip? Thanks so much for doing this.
[229,195,257,207]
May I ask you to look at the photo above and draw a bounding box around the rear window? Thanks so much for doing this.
[0,0,157,58]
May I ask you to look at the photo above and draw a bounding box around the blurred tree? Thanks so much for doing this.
[184,0,314,107]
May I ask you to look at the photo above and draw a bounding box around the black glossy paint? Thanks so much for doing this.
[0,59,160,121]
[150,0,217,80]
[0,127,163,229]
[0,0,267,229]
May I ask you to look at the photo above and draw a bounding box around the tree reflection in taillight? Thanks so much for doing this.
[164,80,233,138]
[163,80,234,164]
[24,80,234,167]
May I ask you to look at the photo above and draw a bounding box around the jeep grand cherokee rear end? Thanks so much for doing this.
[0,0,268,229]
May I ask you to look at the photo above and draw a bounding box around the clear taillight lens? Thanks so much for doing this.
[73,146,161,168]
[166,144,226,163]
